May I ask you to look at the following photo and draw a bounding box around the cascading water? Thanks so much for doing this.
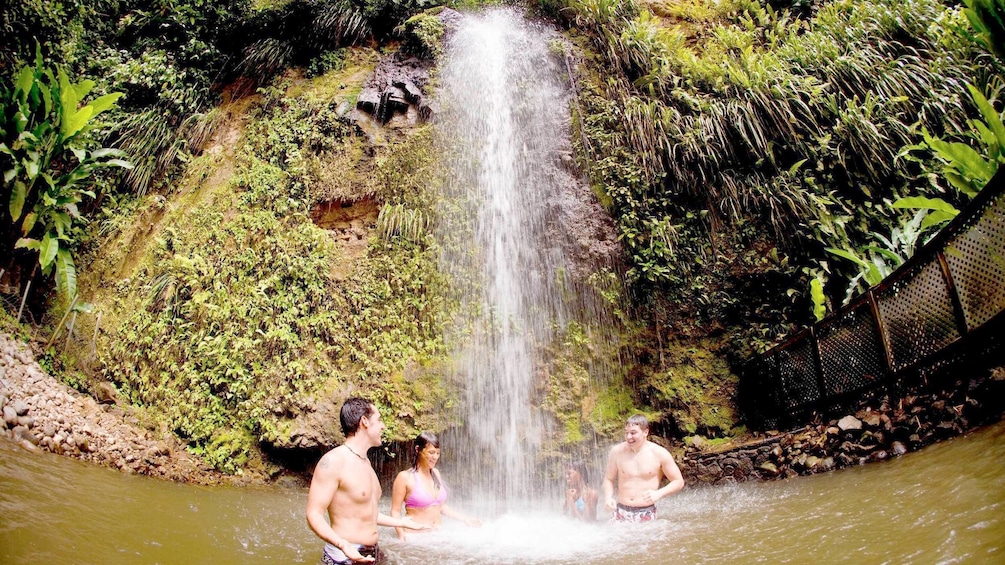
[436,8,581,505]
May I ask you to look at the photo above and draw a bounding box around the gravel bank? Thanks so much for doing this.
[0,331,263,485]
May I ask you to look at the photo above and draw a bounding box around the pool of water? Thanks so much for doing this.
[2,419,1003,564]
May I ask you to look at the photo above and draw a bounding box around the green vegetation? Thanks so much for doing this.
[2,0,1003,474]
[400,10,448,59]
[540,0,1005,438]
[963,0,1005,60]
[81,64,458,472]
[1,50,131,300]
[559,0,996,305]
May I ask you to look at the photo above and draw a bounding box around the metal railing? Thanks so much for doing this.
[740,167,1005,429]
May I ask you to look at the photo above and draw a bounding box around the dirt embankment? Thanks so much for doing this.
[0,331,269,485]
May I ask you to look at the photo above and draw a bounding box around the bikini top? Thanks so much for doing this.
[405,469,448,508]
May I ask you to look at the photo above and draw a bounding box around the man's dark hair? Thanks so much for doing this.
[340,397,374,437]
[627,413,650,431]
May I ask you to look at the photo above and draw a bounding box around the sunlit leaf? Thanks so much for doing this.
[14,65,34,100]
[54,248,78,298]
[810,276,826,321]
[921,209,956,230]
[15,237,40,250]
[9,180,27,219]
[21,212,38,235]
[63,104,94,139]
[892,196,960,215]
[39,232,59,270]
[825,247,868,268]
[967,83,1005,151]
[89,92,123,118]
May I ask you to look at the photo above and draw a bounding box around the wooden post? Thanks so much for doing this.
[810,327,827,414]
[64,312,77,353]
[92,311,102,357]
[937,250,969,337]
[867,289,895,386]
[45,294,79,350]
[16,280,31,322]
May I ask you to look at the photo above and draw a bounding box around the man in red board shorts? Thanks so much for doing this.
[603,414,685,523]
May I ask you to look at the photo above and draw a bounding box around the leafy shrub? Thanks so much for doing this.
[1,49,131,299]
[307,49,348,77]
[96,74,457,471]
[566,0,992,321]
[400,11,446,59]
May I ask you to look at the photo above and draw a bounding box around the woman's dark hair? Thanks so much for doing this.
[568,460,590,484]
[340,397,374,437]
[412,431,442,490]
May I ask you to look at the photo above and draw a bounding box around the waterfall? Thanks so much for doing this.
[437,7,578,506]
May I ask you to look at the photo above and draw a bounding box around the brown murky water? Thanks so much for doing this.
[2,419,1003,564]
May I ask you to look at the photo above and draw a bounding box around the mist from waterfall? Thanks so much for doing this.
[436,7,580,506]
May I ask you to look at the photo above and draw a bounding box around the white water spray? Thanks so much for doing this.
[437,8,577,504]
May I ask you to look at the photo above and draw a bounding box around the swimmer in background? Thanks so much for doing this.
[563,460,599,521]
[390,431,482,540]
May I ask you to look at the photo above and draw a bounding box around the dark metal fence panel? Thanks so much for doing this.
[875,260,961,372]
[738,353,783,429]
[776,335,820,412]
[816,302,885,397]
[740,167,1005,428]
[943,194,1005,333]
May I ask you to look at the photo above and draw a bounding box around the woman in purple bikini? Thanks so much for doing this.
[390,432,482,540]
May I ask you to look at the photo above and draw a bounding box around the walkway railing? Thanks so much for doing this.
[740,167,1005,429]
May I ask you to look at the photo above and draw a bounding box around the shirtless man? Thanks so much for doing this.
[306,397,428,564]
[603,414,685,523]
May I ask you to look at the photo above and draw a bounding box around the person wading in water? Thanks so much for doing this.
[390,431,481,540]
[306,397,429,563]
[603,414,685,522]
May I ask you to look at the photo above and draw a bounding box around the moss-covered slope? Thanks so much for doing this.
[74,52,459,473]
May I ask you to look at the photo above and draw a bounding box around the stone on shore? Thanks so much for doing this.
[0,332,245,485]
[838,415,863,431]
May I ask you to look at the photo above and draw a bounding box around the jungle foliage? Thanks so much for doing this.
[552,0,1002,325]
[91,70,458,472]
[1,0,451,293]
[1,49,131,300]
[524,0,1005,440]
[3,0,1004,472]
[1,0,471,473]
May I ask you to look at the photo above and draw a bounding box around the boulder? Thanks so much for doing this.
[418,99,439,123]
[862,413,882,428]
[3,405,16,427]
[393,80,423,105]
[12,425,38,445]
[377,87,410,122]
[96,382,118,404]
[758,462,779,475]
[356,88,381,114]
[837,415,862,431]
